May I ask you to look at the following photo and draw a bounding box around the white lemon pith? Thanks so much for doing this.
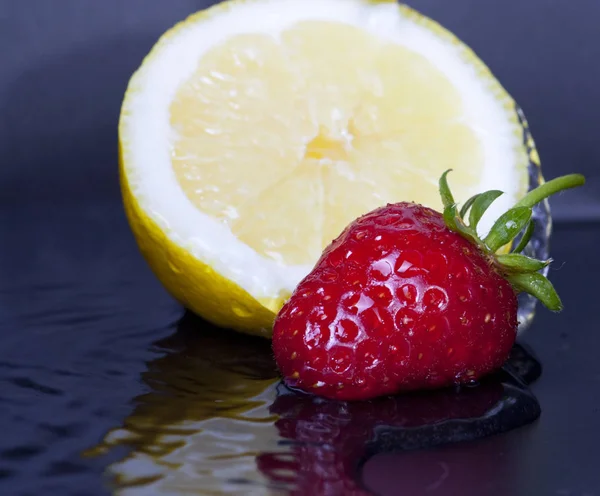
[120,0,531,336]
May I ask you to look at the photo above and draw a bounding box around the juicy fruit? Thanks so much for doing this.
[273,203,517,401]
[272,172,584,400]
[120,0,532,334]
[170,21,492,266]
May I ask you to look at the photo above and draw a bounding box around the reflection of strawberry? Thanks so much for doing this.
[273,172,583,400]
[257,381,504,496]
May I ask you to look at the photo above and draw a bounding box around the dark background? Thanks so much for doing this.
[1,0,599,216]
[0,1,599,495]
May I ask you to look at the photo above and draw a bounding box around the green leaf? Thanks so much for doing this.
[443,204,480,246]
[443,203,459,232]
[484,206,532,252]
[512,220,535,254]
[439,169,455,209]
[507,272,563,312]
[459,193,480,219]
[469,190,504,230]
[497,253,551,273]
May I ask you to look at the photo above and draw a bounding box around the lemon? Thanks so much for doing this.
[120,0,533,337]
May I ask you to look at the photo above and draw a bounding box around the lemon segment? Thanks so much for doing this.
[170,20,488,266]
[170,34,313,227]
[120,0,532,335]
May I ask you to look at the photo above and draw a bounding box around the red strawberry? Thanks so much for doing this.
[272,171,584,400]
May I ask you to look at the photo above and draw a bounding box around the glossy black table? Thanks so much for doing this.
[0,204,598,495]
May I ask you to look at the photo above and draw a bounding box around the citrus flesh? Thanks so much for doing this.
[120,0,532,336]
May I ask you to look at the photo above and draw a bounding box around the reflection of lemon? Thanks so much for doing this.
[87,319,282,494]
[120,0,531,336]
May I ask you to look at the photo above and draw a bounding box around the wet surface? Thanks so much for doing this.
[0,202,558,496]
[0,204,182,495]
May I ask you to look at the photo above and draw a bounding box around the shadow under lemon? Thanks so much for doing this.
[87,312,542,495]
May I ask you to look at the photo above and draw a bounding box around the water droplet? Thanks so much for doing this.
[396,260,414,274]
[330,347,353,373]
[370,259,393,280]
[319,268,338,282]
[354,294,374,313]
[232,304,252,318]
[167,261,181,274]
[423,287,449,311]
[354,230,367,241]
[334,320,360,344]
[397,284,418,306]
[395,250,424,277]
[454,370,480,387]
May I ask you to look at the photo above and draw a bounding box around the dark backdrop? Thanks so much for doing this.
[1,0,598,217]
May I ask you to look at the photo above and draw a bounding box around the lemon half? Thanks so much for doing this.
[120,0,531,336]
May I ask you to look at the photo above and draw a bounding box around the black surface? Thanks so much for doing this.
[1,1,599,495]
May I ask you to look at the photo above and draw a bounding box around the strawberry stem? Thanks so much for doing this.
[459,193,480,218]
[514,174,585,209]
[506,272,563,312]
[468,190,503,231]
[438,169,456,209]
[484,206,532,252]
[438,170,585,312]
[496,253,551,273]
[512,220,535,254]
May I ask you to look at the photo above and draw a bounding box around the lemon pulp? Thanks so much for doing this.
[170,21,484,267]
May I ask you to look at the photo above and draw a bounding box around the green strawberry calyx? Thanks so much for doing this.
[439,170,585,312]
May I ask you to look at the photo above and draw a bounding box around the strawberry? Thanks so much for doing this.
[272,171,584,400]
